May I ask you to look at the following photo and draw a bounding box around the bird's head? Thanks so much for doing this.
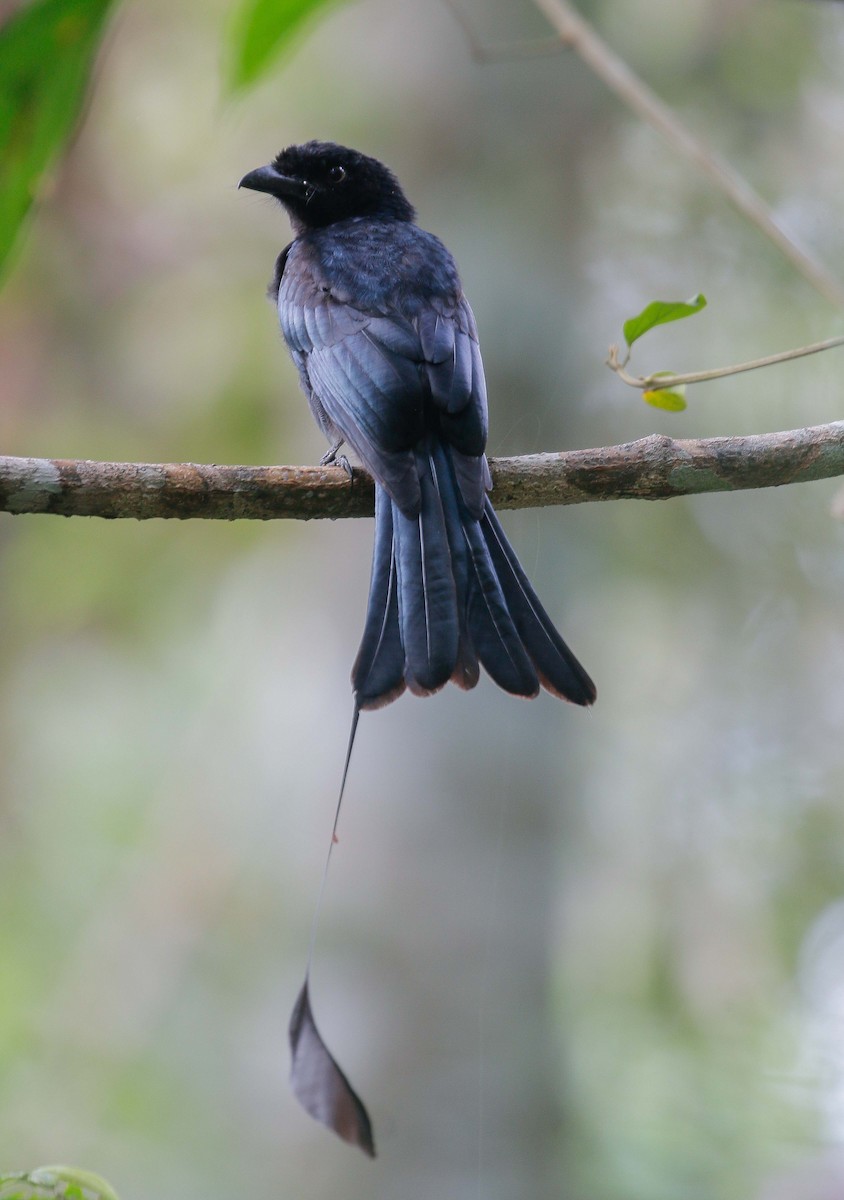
[238,141,416,232]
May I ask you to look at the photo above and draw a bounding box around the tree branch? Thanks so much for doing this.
[1,422,842,521]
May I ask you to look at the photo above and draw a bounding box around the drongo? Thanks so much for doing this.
[240,141,596,711]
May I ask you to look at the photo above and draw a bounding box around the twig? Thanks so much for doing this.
[607,333,844,390]
[448,0,844,309]
[1,422,842,521]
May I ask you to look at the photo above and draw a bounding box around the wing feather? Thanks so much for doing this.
[278,258,490,517]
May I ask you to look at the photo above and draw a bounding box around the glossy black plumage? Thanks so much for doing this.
[240,141,596,711]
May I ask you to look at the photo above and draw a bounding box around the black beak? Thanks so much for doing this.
[238,164,306,199]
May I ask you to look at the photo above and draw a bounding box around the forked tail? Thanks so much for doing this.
[352,443,596,710]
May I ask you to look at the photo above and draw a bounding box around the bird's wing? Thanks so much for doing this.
[280,271,490,517]
[418,296,490,517]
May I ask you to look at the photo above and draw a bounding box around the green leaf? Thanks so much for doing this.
[0,0,114,283]
[623,294,707,348]
[643,379,687,413]
[30,1167,119,1200]
[227,0,349,93]
[0,1167,119,1200]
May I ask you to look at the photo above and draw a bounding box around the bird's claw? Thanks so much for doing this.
[320,440,345,466]
[320,441,353,481]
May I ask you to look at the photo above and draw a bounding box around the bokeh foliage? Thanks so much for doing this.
[0,0,346,281]
[2,2,844,1200]
[0,1166,119,1200]
[0,0,114,280]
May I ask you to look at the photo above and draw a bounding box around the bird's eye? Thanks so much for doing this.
[327,165,346,183]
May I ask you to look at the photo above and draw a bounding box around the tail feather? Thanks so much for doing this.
[351,441,596,709]
[481,503,596,706]
[450,631,480,691]
[429,445,480,692]
[393,452,459,695]
[461,510,540,698]
[352,488,406,710]
[429,441,537,696]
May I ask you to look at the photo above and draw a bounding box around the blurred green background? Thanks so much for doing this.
[3,1,844,1197]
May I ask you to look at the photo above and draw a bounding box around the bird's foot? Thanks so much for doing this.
[320,440,345,466]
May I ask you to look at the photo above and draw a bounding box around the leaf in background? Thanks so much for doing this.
[227,0,348,93]
[0,1167,119,1200]
[623,294,707,348]
[643,374,688,412]
[0,1177,34,1200]
[289,976,376,1157]
[0,0,114,281]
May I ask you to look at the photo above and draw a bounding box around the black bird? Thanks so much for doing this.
[240,141,595,711]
